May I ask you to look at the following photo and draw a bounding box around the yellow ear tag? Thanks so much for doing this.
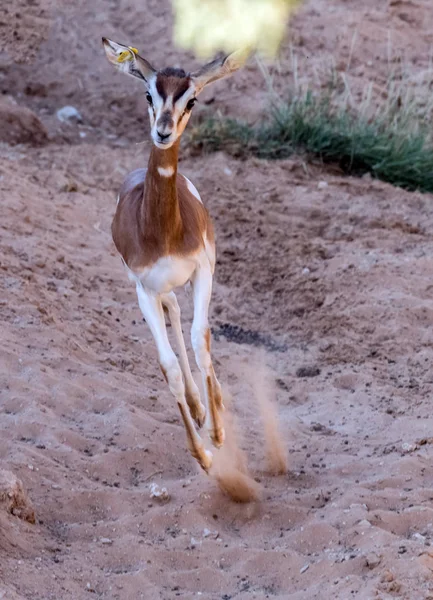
[117,47,138,63]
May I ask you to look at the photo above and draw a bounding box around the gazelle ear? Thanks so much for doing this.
[102,37,156,82]
[191,47,250,93]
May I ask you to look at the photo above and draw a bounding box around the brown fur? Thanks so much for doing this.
[112,139,213,271]
[207,374,224,446]
[177,402,209,470]
[211,365,223,409]
[156,71,190,102]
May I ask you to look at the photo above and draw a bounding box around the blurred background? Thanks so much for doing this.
[2,0,432,150]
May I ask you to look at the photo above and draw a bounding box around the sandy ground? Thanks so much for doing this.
[2,0,433,599]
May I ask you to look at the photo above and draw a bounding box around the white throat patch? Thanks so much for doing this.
[158,166,174,177]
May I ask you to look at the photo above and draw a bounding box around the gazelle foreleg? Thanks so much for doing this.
[191,262,224,448]
[161,291,206,427]
[136,283,212,472]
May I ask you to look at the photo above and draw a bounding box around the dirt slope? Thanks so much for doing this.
[2,1,433,599]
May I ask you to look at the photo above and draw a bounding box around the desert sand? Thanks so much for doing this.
[2,0,433,598]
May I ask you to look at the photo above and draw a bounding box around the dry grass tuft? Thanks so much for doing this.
[189,50,433,193]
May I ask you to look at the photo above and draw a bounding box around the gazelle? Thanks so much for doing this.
[102,38,247,473]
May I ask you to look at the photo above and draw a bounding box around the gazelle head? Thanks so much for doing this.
[102,38,248,150]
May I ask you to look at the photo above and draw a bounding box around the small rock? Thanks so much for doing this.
[350,503,368,511]
[358,519,372,528]
[365,552,381,568]
[276,378,289,391]
[149,483,170,502]
[412,532,426,544]
[203,528,218,539]
[296,366,321,378]
[0,470,35,523]
[300,563,310,574]
[401,442,418,454]
[0,96,48,145]
[302,267,310,276]
[100,537,113,545]
[319,340,332,352]
[223,167,233,176]
[56,105,82,123]
[318,181,328,190]
[63,179,78,193]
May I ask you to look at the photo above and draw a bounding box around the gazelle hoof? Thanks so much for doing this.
[191,403,206,429]
[200,450,213,473]
[209,426,225,449]
[192,448,213,473]
[186,390,206,428]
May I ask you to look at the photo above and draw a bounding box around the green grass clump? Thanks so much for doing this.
[189,91,433,193]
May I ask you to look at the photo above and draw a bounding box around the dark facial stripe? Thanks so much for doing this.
[155,73,191,104]
[156,76,167,101]
[173,81,190,103]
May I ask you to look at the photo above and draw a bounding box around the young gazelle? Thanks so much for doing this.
[102,38,247,473]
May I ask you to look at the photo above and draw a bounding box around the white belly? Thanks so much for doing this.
[126,254,199,294]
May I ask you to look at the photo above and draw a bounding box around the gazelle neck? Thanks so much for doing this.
[143,139,182,247]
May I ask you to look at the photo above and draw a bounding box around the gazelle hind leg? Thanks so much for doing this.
[211,365,224,411]
[191,262,224,448]
[161,291,206,427]
[136,283,212,472]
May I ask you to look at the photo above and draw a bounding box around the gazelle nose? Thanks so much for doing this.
[157,131,171,141]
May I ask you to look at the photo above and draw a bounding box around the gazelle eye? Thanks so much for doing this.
[145,92,153,105]
[186,98,196,111]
